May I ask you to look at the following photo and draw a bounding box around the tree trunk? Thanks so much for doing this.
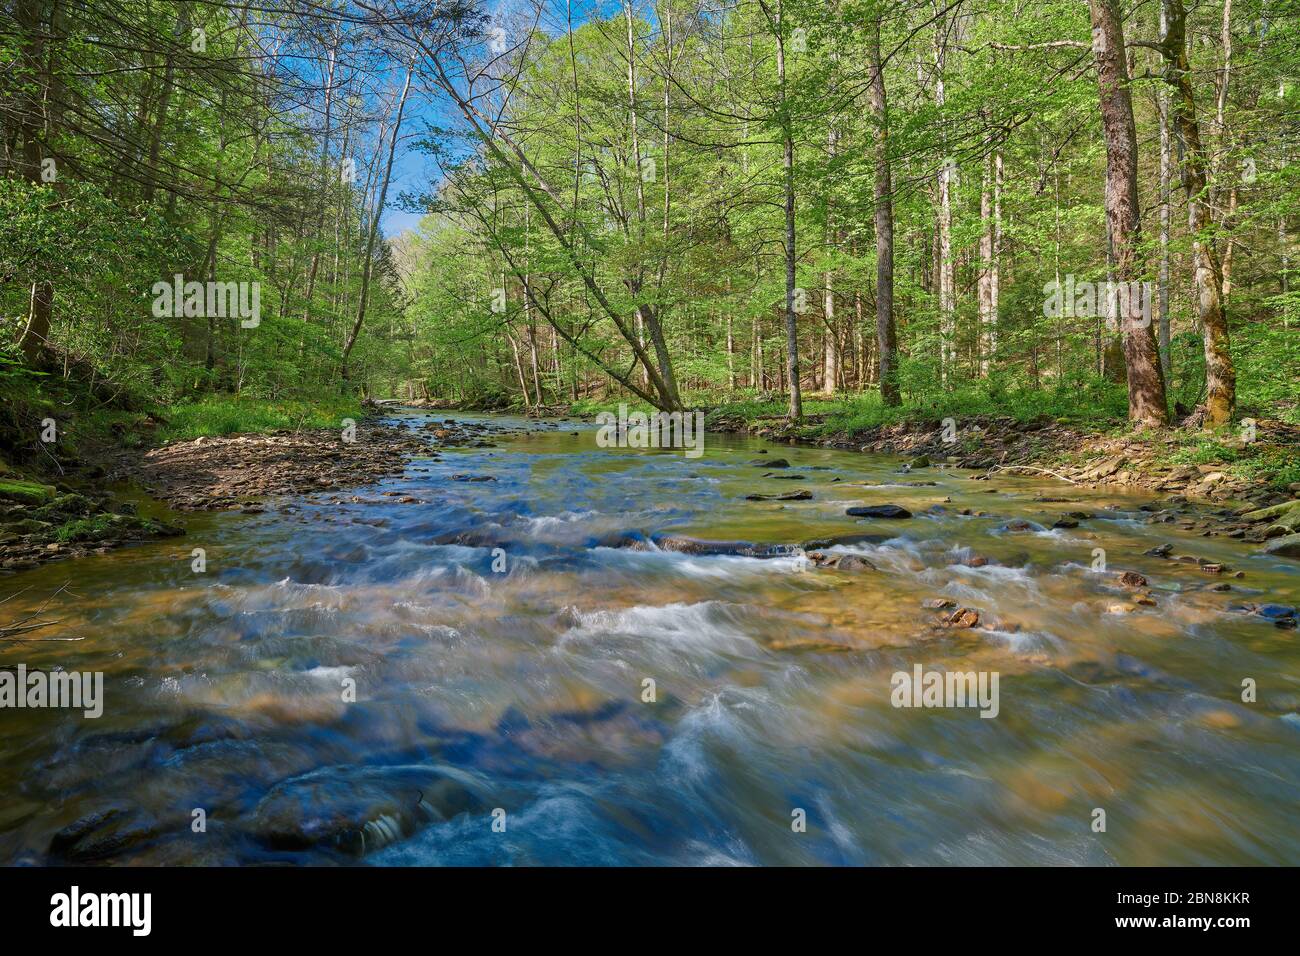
[1088,0,1169,426]
[16,0,53,365]
[978,142,993,376]
[1157,8,1172,382]
[341,67,413,383]
[869,17,900,406]
[1161,0,1235,426]
[934,26,955,384]
[763,0,802,419]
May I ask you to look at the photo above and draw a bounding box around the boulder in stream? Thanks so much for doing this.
[1262,533,1300,559]
[651,534,798,559]
[846,504,912,519]
[805,551,876,571]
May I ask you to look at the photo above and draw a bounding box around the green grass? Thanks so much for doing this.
[53,514,118,543]
[157,396,365,442]
[1163,433,1300,490]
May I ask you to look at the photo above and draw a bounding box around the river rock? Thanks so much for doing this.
[806,551,876,571]
[1117,570,1148,588]
[1000,519,1043,532]
[745,490,812,501]
[923,598,956,609]
[1254,604,1297,622]
[48,804,163,863]
[801,532,890,550]
[846,504,912,519]
[651,534,798,559]
[1262,533,1300,559]
[250,764,489,857]
[753,458,789,468]
[1242,500,1300,534]
[942,607,980,628]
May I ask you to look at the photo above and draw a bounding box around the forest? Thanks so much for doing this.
[2,0,1296,444]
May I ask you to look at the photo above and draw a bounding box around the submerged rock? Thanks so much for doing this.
[1255,604,1297,622]
[1001,519,1038,532]
[769,638,855,653]
[48,804,163,863]
[801,532,890,550]
[250,764,490,857]
[744,490,812,501]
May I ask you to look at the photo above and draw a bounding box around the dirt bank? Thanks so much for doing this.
[115,416,543,512]
[1,415,543,575]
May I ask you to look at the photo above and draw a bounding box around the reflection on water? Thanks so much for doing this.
[1,412,1297,865]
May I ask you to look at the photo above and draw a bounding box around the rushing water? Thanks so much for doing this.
[1,411,1298,865]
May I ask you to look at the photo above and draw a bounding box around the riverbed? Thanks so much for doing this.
[1,411,1297,865]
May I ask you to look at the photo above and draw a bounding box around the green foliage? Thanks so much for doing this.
[1165,433,1300,491]
[157,396,365,442]
[805,382,1129,438]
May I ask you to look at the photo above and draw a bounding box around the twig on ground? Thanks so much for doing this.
[988,464,1079,484]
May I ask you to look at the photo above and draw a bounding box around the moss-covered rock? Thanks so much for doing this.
[0,479,57,506]
[5,518,53,535]
[1243,500,1300,534]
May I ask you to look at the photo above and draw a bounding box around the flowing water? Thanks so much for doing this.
[1,411,1297,865]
